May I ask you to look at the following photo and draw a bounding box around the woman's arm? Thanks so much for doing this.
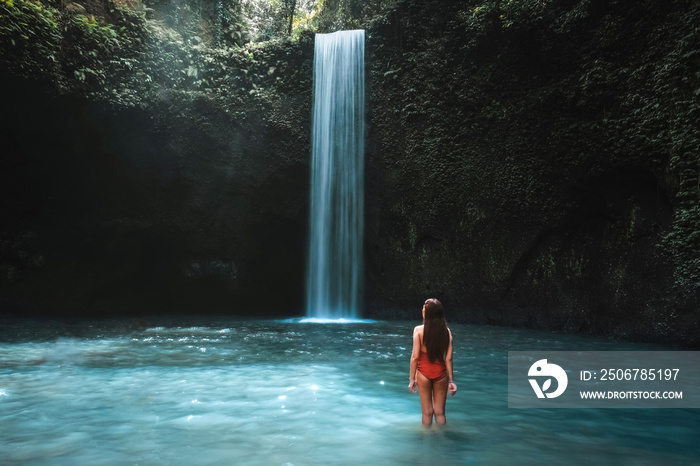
[408,326,421,392]
[446,328,457,395]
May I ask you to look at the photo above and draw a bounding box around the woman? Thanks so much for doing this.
[408,298,457,426]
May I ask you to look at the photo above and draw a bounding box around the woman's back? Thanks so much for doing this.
[415,324,450,358]
[414,325,430,354]
[408,298,457,426]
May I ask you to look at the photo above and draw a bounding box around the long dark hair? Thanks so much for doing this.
[423,298,449,362]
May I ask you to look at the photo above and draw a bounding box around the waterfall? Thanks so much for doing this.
[306,30,365,320]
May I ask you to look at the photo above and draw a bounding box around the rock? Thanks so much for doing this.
[63,2,87,14]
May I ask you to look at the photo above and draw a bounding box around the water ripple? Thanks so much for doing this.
[0,318,696,465]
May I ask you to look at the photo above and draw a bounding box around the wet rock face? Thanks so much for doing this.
[0,0,316,318]
[362,0,699,346]
[363,161,677,335]
[1,0,698,346]
[0,77,310,317]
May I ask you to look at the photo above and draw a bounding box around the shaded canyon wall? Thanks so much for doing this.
[0,0,698,344]
[363,0,699,346]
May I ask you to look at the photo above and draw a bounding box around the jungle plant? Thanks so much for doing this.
[0,0,61,76]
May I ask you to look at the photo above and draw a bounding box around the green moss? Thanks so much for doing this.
[458,204,486,236]
[479,231,511,284]
[625,205,640,244]
[408,223,417,250]
[565,249,588,280]
[536,251,556,280]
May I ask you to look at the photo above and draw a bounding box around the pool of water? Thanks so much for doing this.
[0,317,698,465]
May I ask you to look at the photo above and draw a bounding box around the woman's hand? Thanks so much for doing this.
[408,380,417,392]
[448,382,457,396]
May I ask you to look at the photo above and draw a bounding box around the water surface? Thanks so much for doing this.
[0,318,697,465]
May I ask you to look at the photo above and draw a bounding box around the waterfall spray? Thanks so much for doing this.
[306,30,365,320]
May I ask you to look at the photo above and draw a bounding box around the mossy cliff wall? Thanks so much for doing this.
[0,0,698,344]
[364,0,699,345]
[0,0,315,316]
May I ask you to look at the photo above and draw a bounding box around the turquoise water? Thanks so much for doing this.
[0,318,698,465]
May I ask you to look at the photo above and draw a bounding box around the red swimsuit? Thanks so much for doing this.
[417,351,447,381]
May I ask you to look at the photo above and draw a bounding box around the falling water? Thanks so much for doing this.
[306,30,365,320]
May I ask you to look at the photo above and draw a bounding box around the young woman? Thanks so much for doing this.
[408,298,457,426]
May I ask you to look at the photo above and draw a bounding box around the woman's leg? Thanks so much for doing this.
[415,371,434,426]
[432,376,449,425]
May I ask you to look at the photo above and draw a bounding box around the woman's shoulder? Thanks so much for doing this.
[413,324,424,335]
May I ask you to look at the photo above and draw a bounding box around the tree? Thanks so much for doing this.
[285,0,296,35]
